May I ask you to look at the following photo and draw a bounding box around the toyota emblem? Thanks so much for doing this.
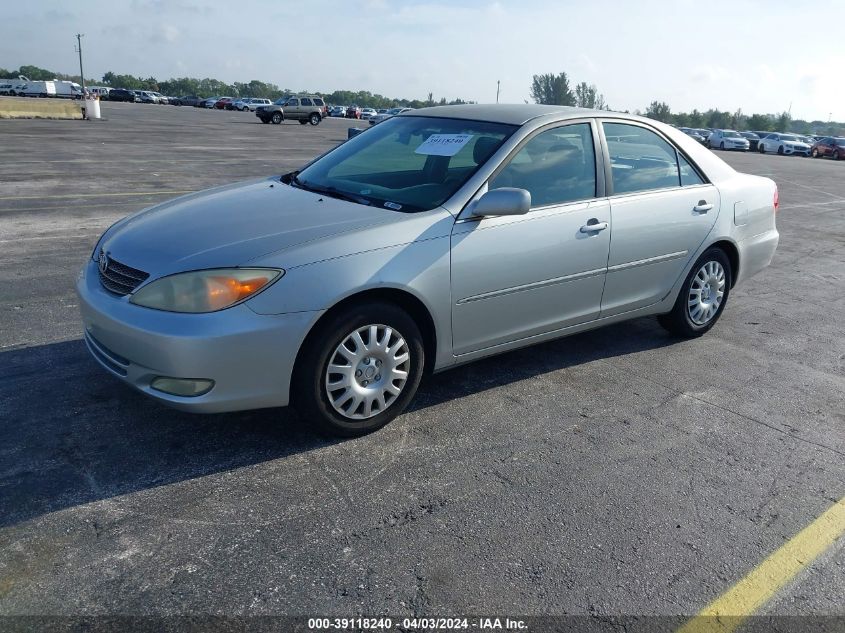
[98,250,109,274]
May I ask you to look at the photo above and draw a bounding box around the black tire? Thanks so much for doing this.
[309,113,321,125]
[759,143,765,154]
[293,301,425,437]
[777,145,784,155]
[657,247,732,338]
[834,150,840,161]
[271,112,282,124]
[299,119,308,125]
[719,141,725,150]
[261,118,270,124]
[812,148,819,158]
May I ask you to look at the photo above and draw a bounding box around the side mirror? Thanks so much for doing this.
[471,188,531,217]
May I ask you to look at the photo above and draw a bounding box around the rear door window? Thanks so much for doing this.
[301,98,313,106]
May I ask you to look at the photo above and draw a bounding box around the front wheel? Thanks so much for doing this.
[777,145,784,155]
[271,112,283,124]
[759,143,765,154]
[309,113,321,125]
[812,148,819,158]
[293,302,425,437]
[657,248,732,338]
[834,150,841,161]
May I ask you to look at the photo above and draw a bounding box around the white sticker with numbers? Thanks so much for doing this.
[414,134,474,157]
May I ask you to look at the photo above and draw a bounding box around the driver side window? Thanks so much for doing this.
[489,123,597,208]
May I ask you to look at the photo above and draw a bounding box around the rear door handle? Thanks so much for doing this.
[694,201,713,213]
[580,221,608,233]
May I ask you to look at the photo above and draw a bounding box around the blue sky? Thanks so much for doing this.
[4,0,843,121]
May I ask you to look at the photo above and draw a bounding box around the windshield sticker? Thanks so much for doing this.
[384,201,403,210]
[415,134,474,157]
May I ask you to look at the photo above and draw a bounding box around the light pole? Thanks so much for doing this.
[496,80,500,104]
[75,34,86,97]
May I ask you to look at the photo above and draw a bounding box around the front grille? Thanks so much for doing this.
[98,254,149,296]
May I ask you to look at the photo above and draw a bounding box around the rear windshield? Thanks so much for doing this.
[295,116,516,213]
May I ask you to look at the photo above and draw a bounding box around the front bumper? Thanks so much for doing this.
[77,260,321,413]
[784,146,810,156]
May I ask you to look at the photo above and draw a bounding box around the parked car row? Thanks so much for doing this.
[677,127,842,159]
[102,88,171,104]
[328,105,414,121]
[368,107,415,126]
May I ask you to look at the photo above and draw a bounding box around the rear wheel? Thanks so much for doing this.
[777,145,784,155]
[658,247,732,338]
[271,112,282,124]
[759,143,765,154]
[812,148,819,158]
[310,113,321,125]
[293,302,425,437]
[834,150,841,161]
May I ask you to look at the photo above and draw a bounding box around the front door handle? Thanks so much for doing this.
[580,221,608,233]
[694,201,714,213]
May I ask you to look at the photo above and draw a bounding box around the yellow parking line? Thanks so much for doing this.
[0,190,193,201]
[678,497,845,633]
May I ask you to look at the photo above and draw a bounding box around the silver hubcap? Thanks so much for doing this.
[325,324,410,420]
[688,261,726,325]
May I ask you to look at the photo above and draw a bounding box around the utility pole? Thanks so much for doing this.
[496,80,500,104]
[75,34,86,97]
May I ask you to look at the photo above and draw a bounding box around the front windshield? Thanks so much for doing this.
[723,131,741,138]
[294,116,516,212]
[780,135,798,142]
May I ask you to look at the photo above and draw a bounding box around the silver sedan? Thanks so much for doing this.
[78,105,779,436]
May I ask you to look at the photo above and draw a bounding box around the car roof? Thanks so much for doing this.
[402,104,655,126]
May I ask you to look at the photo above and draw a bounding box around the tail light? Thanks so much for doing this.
[773,186,779,213]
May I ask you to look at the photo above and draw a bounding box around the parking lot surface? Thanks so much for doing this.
[1,103,843,623]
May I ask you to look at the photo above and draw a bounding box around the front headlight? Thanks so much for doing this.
[130,268,283,313]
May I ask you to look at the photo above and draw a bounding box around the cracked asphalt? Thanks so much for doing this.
[0,103,843,625]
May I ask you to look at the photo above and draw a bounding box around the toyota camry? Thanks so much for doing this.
[78,105,779,436]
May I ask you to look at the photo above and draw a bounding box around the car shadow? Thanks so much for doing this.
[0,317,675,528]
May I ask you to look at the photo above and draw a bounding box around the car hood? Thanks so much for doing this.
[98,177,422,279]
[786,141,810,148]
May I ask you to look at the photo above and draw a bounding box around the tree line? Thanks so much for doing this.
[530,72,844,136]
[0,65,471,109]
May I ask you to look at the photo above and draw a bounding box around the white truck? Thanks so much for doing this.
[16,80,82,99]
